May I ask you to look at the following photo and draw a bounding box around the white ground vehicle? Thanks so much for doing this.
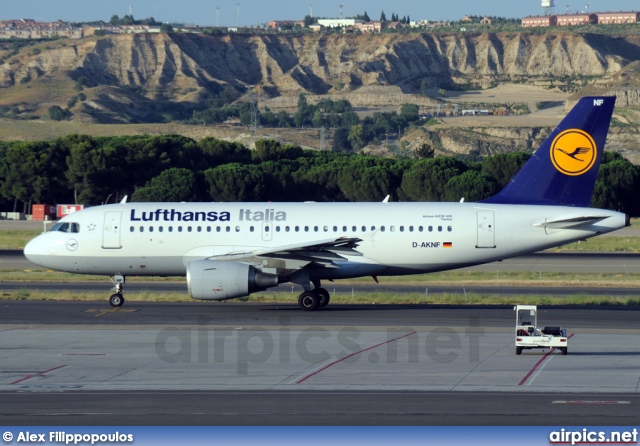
[514,305,568,355]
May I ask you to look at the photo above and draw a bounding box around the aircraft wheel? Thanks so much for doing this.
[316,288,330,308]
[298,291,320,311]
[516,346,523,355]
[109,293,124,308]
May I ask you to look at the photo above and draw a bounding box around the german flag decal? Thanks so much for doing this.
[443,242,453,248]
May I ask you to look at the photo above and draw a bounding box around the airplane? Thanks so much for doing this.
[24,96,629,311]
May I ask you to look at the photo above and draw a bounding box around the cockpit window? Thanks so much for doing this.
[50,222,80,233]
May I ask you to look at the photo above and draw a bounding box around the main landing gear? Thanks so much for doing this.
[297,283,331,311]
[109,275,125,307]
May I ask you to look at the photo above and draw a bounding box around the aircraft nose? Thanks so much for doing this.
[23,236,48,266]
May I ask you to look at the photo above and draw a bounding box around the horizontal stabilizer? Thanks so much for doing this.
[534,215,609,229]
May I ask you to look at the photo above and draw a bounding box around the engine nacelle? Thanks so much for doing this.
[187,259,279,300]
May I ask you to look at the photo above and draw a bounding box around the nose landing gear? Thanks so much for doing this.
[109,275,125,307]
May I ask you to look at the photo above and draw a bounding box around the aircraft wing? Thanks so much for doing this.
[206,237,363,270]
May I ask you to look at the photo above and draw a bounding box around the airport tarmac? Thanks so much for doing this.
[1,301,639,425]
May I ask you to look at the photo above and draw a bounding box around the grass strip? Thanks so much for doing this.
[1,290,639,306]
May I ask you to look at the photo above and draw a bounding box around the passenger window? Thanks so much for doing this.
[343,226,347,232]
[235,226,240,232]
[419,226,423,232]
[428,226,433,232]
[187,227,192,232]
[381,226,386,232]
[178,226,183,232]
[304,226,309,232]
[130,226,134,232]
[295,226,300,232]
[159,226,163,232]
[276,226,281,232]
[409,226,414,232]
[400,226,404,232]
[324,226,329,232]
[286,226,290,232]
[333,226,338,232]
[362,226,366,232]
[197,226,202,232]
[250,226,255,232]
[438,226,442,232]
[448,225,452,232]
[169,226,173,233]
[207,227,211,232]
[314,226,319,232]
[216,226,221,232]
[390,226,395,232]
[226,226,230,232]
[371,226,376,231]
[352,226,357,232]
[140,226,144,232]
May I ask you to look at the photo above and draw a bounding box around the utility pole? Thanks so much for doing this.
[216,6,220,27]
[310,4,313,17]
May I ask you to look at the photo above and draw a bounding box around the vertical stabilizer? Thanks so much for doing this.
[481,96,615,206]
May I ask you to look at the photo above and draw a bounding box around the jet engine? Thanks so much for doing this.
[187,259,279,300]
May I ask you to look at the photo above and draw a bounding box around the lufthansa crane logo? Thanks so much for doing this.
[550,129,597,176]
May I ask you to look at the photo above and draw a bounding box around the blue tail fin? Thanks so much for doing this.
[481,96,615,207]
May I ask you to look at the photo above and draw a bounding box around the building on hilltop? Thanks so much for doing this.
[521,15,558,27]
[317,19,362,28]
[595,11,639,24]
[556,13,596,26]
[267,20,304,29]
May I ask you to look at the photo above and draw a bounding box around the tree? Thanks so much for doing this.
[199,137,251,167]
[401,157,466,201]
[277,110,291,127]
[160,23,173,33]
[348,124,366,150]
[420,80,429,96]
[481,152,530,189]
[332,127,351,152]
[591,155,640,216]
[48,105,68,121]
[363,11,371,22]
[380,10,387,21]
[0,141,70,211]
[415,143,435,159]
[204,164,276,201]
[442,171,499,202]
[304,15,314,27]
[131,168,197,202]
[400,103,420,122]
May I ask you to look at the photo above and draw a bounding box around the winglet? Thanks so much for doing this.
[481,96,615,207]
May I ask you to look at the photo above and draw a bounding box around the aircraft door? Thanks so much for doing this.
[103,211,122,249]
[476,210,496,248]
[262,222,273,241]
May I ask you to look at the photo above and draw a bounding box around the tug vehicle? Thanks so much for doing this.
[514,305,568,355]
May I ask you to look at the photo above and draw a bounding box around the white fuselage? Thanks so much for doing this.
[24,201,627,280]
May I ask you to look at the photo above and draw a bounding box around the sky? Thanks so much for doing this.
[2,0,640,27]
